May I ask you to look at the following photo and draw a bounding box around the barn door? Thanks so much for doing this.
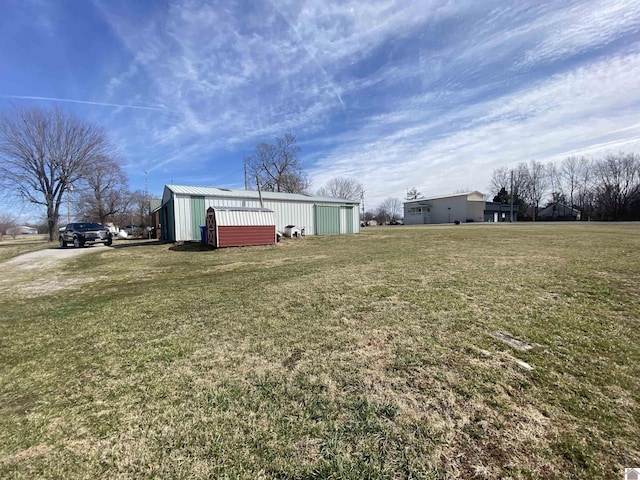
[206,207,217,247]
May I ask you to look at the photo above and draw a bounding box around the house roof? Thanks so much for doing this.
[162,185,359,205]
[149,198,162,213]
[538,202,581,216]
[404,191,485,205]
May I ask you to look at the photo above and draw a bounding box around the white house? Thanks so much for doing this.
[11,225,39,235]
[404,191,486,225]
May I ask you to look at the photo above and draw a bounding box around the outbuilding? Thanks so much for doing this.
[159,185,360,242]
[206,206,276,248]
[404,191,486,225]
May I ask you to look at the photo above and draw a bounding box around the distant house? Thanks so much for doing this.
[537,203,581,221]
[11,225,38,235]
[404,191,485,225]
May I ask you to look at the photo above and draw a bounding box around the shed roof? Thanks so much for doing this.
[208,205,276,227]
[162,185,359,205]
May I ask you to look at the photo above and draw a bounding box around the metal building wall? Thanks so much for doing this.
[466,201,485,222]
[190,196,206,239]
[339,207,355,234]
[204,197,317,234]
[171,192,359,241]
[173,195,193,241]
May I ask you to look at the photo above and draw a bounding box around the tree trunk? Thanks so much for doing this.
[47,205,57,242]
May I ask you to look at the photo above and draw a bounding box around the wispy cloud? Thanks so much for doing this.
[309,46,640,202]
[3,95,175,113]
[9,0,637,206]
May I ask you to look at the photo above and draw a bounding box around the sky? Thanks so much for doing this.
[1,0,640,217]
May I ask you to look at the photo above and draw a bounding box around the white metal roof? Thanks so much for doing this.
[211,206,274,213]
[210,206,276,227]
[163,185,359,205]
[404,190,485,205]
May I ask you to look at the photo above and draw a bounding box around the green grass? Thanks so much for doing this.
[1,224,639,479]
[0,235,53,263]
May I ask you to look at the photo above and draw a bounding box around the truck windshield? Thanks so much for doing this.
[75,223,103,231]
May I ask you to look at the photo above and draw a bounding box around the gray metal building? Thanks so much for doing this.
[404,191,486,225]
[159,185,360,242]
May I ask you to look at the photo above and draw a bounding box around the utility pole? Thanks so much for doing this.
[510,169,514,222]
[361,190,365,222]
[144,170,149,229]
[66,184,74,224]
[244,158,249,190]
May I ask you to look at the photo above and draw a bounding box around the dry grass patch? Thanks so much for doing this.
[0,235,52,263]
[1,224,639,479]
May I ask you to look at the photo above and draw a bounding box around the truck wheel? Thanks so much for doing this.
[105,238,112,247]
[73,237,84,248]
[59,237,67,248]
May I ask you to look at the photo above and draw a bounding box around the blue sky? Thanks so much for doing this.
[2,0,640,215]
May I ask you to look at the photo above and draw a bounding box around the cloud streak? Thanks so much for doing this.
[3,0,638,208]
[3,95,175,113]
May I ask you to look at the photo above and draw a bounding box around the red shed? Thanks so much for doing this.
[206,206,277,248]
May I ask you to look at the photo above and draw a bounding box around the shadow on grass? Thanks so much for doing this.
[168,242,212,252]
[110,240,164,249]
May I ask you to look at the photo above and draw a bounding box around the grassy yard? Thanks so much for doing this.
[0,235,53,263]
[1,224,639,479]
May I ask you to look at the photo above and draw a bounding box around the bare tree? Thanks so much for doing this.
[575,158,594,218]
[379,197,402,223]
[317,177,364,200]
[490,167,510,197]
[0,212,18,241]
[0,106,115,241]
[521,160,548,221]
[405,187,422,200]
[118,190,151,233]
[560,156,584,208]
[489,164,529,220]
[511,163,529,201]
[363,210,376,222]
[547,162,563,203]
[247,133,309,193]
[593,152,640,220]
[75,155,128,224]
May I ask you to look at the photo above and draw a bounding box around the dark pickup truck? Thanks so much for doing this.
[59,222,113,248]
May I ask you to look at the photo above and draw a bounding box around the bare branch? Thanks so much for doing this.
[0,106,116,240]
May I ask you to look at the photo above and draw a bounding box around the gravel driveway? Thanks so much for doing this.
[1,245,110,296]
[4,245,109,270]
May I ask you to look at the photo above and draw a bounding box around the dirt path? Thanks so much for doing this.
[1,245,109,296]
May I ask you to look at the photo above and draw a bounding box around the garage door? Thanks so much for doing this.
[315,205,340,235]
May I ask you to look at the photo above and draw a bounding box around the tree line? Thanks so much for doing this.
[0,106,151,241]
[490,154,640,221]
[0,106,385,242]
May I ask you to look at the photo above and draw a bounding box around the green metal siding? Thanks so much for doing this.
[164,201,176,242]
[315,205,340,235]
[344,207,354,234]
[190,196,206,240]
